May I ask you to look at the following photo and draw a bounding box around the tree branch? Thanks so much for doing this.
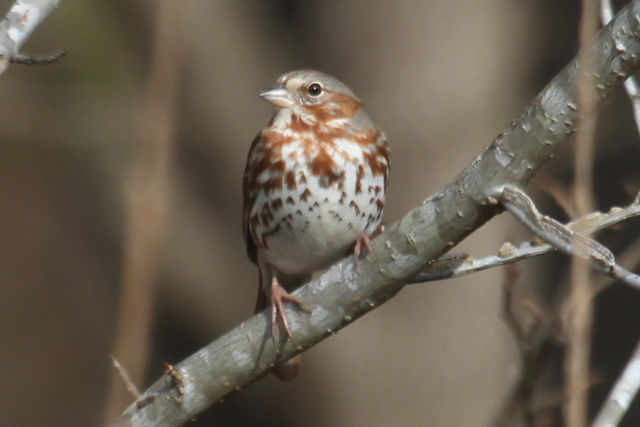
[0,0,63,74]
[115,2,640,425]
[602,0,640,138]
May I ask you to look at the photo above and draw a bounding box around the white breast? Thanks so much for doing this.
[251,136,385,275]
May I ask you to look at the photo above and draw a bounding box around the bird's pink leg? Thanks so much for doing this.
[353,234,372,262]
[353,224,385,265]
[270,277,309,339]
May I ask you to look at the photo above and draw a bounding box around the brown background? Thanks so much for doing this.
[1,0,639,426]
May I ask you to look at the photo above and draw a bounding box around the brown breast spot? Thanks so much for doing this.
[300,188,311,202]
[285,170,297,190]
[309,148,345,188]
[355,164,365,194]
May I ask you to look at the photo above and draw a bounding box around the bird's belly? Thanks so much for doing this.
[252,170,385,275]
[265,201,366,274]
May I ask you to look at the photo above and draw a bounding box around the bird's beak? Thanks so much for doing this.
[259,87,295,108]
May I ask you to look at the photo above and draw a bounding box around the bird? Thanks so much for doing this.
[242,70,390,380]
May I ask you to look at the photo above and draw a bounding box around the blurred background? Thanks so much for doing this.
[1,0,639,426]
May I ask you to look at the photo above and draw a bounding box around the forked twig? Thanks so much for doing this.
[409,192,640,284]
[499,185,640,289]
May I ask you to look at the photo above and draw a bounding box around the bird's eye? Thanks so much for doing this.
[307,83,323,97]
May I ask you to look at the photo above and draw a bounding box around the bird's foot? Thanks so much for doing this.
[270,278,310,340]
[353,224,384,268]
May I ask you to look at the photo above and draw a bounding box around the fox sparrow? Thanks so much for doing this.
[242,70,390,379]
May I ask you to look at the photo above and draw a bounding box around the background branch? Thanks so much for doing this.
[103,1,191,421]
[566,1,599,423]
[115,2,640,425]
[592,336,640,426]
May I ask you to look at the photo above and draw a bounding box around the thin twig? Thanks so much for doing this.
[590,237,640,296]
[9,47,67,65]
[111,356,141,400]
